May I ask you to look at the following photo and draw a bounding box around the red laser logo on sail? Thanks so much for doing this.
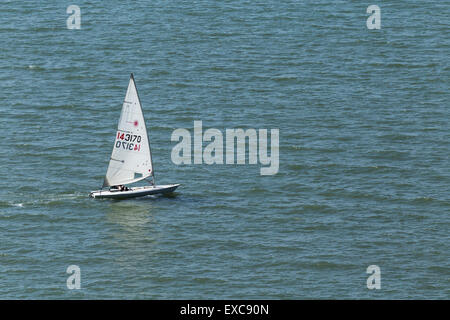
[134,120,139,127]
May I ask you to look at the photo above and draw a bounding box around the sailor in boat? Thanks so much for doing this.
[89,74,180,199]
[110,185,129,192]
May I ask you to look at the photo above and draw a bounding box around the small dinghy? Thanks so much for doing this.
[90,74,179,199]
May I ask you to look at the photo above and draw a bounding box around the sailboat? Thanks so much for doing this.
[89,73,180,199]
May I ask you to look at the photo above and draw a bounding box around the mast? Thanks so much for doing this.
[131,73,156,186]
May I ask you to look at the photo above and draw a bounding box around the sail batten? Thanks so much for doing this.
[103,74,153,187]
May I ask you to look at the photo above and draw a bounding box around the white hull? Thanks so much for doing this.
[89,184,180,199]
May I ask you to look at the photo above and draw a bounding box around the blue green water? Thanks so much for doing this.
[0,1,448,299]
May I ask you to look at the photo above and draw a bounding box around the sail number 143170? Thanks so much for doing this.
[115,131,142,151]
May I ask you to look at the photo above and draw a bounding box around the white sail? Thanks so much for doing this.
[103,74,153,187]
